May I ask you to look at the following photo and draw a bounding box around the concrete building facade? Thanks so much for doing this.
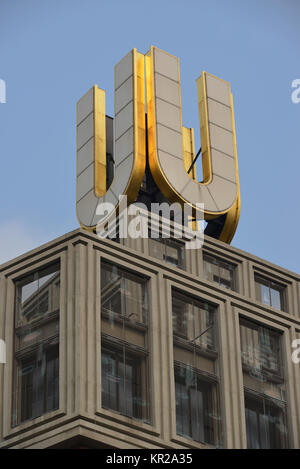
[0,226,299,449]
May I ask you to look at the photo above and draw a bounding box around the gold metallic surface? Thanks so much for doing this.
[79,46,240,243]
[197,73,212,184]
[123,49,146,206]
[146,46,180,205]
[182,126,197,181]
[145,46,240,241]
[218,92,241,243]
[94,86,107,197]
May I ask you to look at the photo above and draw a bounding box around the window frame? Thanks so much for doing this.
[203,252,237,291]
[254,273,286,311]
[11,260,62,429]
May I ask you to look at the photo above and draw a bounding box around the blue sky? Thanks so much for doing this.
[0,0,299,273]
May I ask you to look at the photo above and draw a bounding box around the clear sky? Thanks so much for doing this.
[0,0,299,273]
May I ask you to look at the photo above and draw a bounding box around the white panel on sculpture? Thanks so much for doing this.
[205,74,231,106]
[77,88,94,125]
[158,150,190,193]
[209,175,237,210]
[115,127,134,165]
[181,179,219,213]
[114,152,134,195]
[154,48,179,82]
[77,113,94,149]
[76,189,98,227]
[156,98,181,131]
[91,190,119,226]
[211,149,236,182]
[77,138,94,175]
[115,101,133,140]
[115,76,133,114]
[77,163,94,201]
[207,98,232,131]
[156,124,182,159]
[155,74,180,107]
[209,123,234,157]
[115,51,133,90]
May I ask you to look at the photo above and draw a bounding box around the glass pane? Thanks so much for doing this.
[270,287,282,310]
[174,365,219,445]
[101,344,149,423]
[13,342,59,425]
[101,261,148,325]
[13,263,60,427]
[16,264,60,327]
[261,283,271,306]
[245,394,287,449]
[149,238,164,261]
[240,320,281,377]
[203,254,235,290]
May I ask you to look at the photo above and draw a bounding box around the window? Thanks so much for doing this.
[240,319,282,377]
[102,342,147,420]
[239,318,288,448]
[255,275,285,311]
[175,364,219,445]
[244,393,287,449]
[172,291,215,351]
[172,290,221,446]
[12,263,60,426]
[149,237,185,269]
[203,253,236,290]
[100,260,150,423]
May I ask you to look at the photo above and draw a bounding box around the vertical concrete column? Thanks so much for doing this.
[66,243,76,415]
[248,262,256,301]
[73,239,88,416]
[282,327,300,448]
[156,273,172,440]
[86,242,97,415]
[3,278,15,437]
[0,275,7,441]
[291,281,300,318]
[218,301,247,448]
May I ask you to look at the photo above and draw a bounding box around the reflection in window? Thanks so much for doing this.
[12,263,60,426]
[172,291,215,351]
[245,393,287,449]
[172,289,221,446]
[240,319,282,376]
[149,238,185,270]
[239,318,288,448]
[102,342,148,421]
[203,253,236,291]
[100,260,150,423]
[255,275,285,311]
[175,364,220,445]
[101,260,148,324]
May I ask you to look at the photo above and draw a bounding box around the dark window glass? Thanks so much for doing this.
[172,289,221,446]
[101,343,148,422]
[172,291,215,351]
[245,394,287,449]
[240,319,282,377]
[12,263,60,426]
[149,238,185,270]
[255,275,285,311]
[175,364,220,445]
[203,253,236,290]
[101,260,148,324]
[100,260,150,423]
